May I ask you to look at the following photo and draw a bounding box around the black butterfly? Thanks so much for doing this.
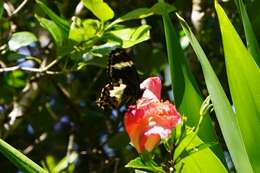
[97,48,142,109]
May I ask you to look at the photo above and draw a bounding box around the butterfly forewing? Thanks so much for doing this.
[97,48,142,109]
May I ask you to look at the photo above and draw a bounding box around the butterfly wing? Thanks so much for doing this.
[96,82,127,109]
[97,48,142,109]
[108,48,142,96]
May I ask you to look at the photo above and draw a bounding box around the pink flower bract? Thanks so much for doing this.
[124,77,181,153]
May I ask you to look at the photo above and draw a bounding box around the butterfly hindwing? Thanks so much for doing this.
[97,48,142,109]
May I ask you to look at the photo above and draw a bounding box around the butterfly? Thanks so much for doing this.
[96,48,142,109]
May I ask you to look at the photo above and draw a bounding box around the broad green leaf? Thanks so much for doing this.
[177,13,254,173]
[235,0,260,65]
[0,139,47,173]
[125,157,165,173]
[82,0,114,22]
[150,1,176,15]
[36,0,69,32]
[35,15,65,47]
[160,3,223,160]
[107,8,153,29]
[215,1,260,172]
[107,25,151,48]
[8,32,37,51]
[175,136,227,173]
[0,0,3,18]
[69,17,100,43]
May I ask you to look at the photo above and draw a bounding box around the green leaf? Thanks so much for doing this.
[8,32,37,51]
[0,0,3,18]
[69,17,100,43]
[235,0,260,65]
[215,1,260,172]
[125,157,165,173]
[150,1,176,15]
[82,0,114,22]
[174,130,196,161]
[35,15,66,47]
[107,25,151,48]
[36,0,69,32]
[53,152,78,173]
[175,136,227,173]
[177,13,254,173]
[5,71,26,88]
[77,53,107,70]
[0,139,47,173]
[107,8,153,29]
[160,6,223,160]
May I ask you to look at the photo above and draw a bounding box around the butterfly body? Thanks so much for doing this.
[97,48,142,109]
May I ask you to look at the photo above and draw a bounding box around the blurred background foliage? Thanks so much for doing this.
[0,0,259,172]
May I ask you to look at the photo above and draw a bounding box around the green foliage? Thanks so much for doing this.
[82,0,114,22]
[36,0,69,32]
[175,136,227,173]
[0,139,47,173]
[0,0,259,172]
[8,32,37,51]
[235,0,260,65]
[69,17,100,43]
[159,0,223,160]
[177,9,254,173]
[35,15,66,48]
[0,0,3,19]
[215,1,260,171]
[106,25,151,48]
[125,156,165,173]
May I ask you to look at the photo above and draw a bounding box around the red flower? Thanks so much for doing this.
[124,77,181,153]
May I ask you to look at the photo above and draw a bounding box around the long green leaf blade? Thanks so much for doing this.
[215,1,260,172]
[177,13,254,173]
[235,0,260,65]
[159,1,222,159]
[0,139,47,173]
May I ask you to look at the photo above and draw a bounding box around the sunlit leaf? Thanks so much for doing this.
[215,1,260,172]
[177,13,254,173]
[160,4,223,159]
[126,157,165,173]
[53,152,78,173]
[175,136,228,173]
[235,0,260,65]
[69,17,100,43]
[8,32,37,51]
[107,25,151,48]
[82,0,114,22]
[0,139,47,173]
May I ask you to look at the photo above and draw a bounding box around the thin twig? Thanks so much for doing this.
[10,0,29,17]
[0,65,61,75]
[42,57,61,71]
[3,2,14,16]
